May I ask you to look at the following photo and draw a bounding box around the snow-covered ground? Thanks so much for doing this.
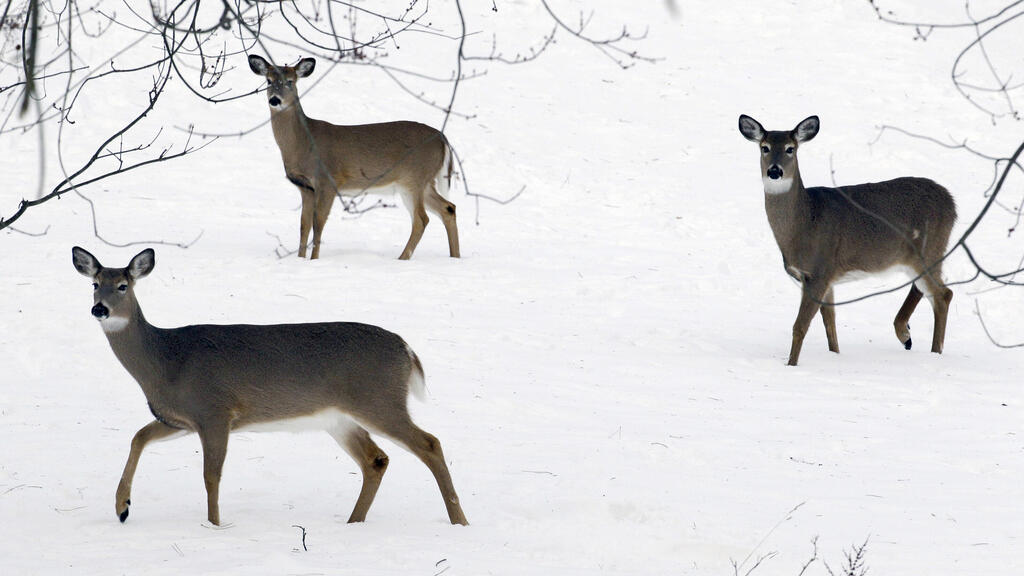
[2,1,1022,574]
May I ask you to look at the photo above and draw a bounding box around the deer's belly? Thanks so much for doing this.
[235,407,357,434]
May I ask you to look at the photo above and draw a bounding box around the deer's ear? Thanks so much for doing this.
[127,248,155,280]
[295,58,316,78]
[248,54,270,75]
[738,115,765,142]
[72,246,101,277]
[793,116,819,143]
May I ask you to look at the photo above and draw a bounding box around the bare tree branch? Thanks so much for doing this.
[975,299,1024,347]
[868,1,1024,121]
[3,0,651,240]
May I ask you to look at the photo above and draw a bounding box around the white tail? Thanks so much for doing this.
[248,55,460,260]
[738,115,957,366]
[72,246,468,526]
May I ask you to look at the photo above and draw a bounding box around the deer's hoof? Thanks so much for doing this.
[118,499,131,523]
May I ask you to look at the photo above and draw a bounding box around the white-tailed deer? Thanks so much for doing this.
[738,115,957,366]
[248,54,460,260]
[72,246,468,526]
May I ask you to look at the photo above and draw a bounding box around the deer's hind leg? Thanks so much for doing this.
[916,269,952,354]
[894,284,924,350]
[398,185,429,260]
[425,181,460,258]
[329,423,389,523]
[370,416,468,525]
[819,287,839,354]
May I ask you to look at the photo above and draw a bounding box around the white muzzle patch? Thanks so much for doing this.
[99,315,130,333]
[762,177,793,195]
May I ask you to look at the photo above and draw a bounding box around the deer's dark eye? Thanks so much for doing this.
[92,283,98,290]
[118,284,128,292]
[786,147,794,154]
[761,146,769,154]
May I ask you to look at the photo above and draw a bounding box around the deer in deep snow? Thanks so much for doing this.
[248,54,460,260]
[738,115,957,366]
[72,246,468,526]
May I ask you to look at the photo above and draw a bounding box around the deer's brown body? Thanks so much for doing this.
[73,246,468,526]
[107,321,415,431]
[250,55,460,260]
[739,115,956,365]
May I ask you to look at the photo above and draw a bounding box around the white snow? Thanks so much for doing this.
[1,1,1022,574]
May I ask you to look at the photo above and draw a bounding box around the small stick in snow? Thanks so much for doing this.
[292,524,308,551]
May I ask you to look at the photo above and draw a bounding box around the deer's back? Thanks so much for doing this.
[806,177,956,234]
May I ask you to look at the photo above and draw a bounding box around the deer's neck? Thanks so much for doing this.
[269,103,315,160]
[763,173,810,258]
[102,304,174,401]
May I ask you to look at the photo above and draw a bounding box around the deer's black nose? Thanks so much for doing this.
[91,303,109,319]
[268,96,281,107]
[767,165,783,180]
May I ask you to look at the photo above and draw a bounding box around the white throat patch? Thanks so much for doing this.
[762,177,794,195]
[99,315,130,333]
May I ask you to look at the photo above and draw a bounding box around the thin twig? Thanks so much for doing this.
[291,524,308,551]
[975,299,1024,348]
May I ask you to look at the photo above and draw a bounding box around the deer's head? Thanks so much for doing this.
[72,247,154,332]
[248,55,316,110]
[739,114,819,194]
